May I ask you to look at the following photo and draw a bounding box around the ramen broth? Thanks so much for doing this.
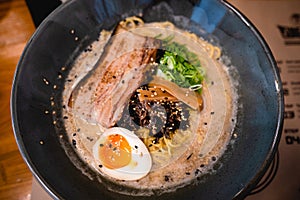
[61,20,237,195]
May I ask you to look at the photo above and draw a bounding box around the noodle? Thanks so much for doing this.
[119,16,144,29]
[184,32,221,59]
[121,17,221,60]
[158,21,175,29]
[140,126,193,166]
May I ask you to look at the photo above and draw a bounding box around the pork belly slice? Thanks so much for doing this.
[91,26,160,128]
[69,25,161,128]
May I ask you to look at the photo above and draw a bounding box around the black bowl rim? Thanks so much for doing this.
[11,1,75,199]
[223,1,284,199]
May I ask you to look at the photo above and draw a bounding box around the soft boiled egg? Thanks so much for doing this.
[93,127,152,181]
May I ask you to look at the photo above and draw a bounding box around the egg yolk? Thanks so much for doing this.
[99,134,132,169]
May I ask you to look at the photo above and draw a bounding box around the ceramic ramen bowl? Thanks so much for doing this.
[11,0,283,199]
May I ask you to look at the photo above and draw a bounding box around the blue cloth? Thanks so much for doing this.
[190,0,226,33]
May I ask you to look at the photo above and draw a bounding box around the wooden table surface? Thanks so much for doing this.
[0,0,35,199]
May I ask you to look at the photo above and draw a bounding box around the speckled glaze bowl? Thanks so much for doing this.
[11,0,283,199]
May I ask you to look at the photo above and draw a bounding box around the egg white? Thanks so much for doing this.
[93,127,152,181]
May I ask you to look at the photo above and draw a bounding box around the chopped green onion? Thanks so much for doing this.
[157,36,205,93]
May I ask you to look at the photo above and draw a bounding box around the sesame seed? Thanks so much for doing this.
[186,153,193,160]
[164,176,170,182]
[43,78,49,85]
[72,139,77,147]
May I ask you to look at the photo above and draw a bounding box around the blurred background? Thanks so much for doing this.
[0,0,299,199]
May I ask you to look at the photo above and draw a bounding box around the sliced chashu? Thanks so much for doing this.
[69,25,161,128]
